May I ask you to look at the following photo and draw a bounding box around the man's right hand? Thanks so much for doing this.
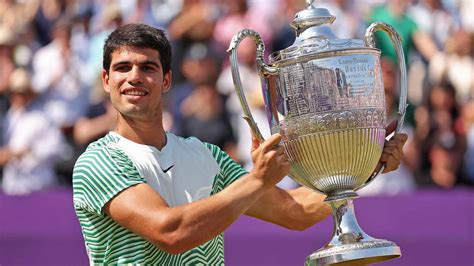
[249,133,290,188]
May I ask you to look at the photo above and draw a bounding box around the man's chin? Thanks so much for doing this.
[118,107,145,118]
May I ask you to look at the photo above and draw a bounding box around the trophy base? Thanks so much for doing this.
[306,194,401,265]
[305,239,400,266]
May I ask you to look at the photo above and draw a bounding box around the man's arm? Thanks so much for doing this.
[104,134,290,254]
[245,185,332,231]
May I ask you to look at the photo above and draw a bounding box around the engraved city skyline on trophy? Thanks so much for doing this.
[282,56,385,116]
[276,55,387,144]
[228,0,408,264]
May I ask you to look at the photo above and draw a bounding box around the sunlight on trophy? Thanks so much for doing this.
[227,0,408,265]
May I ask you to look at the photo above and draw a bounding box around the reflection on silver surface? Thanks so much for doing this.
[284,128,384,194]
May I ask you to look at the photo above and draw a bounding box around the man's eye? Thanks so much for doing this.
[115,66,130,72]
[142,65,156,72]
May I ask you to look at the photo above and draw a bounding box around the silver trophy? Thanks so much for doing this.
[228,0,407,265]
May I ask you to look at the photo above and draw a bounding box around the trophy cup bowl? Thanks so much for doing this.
[228,1,407,265]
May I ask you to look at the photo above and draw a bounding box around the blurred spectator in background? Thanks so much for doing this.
[213,0,272,57]
[270,0,304,52]
[32,17,89,130]
[168,0,217,44]
[124,0,162,27]
[0,0,14,27]
[455,0,474,33]
[0,1,37,42]
[0,25,15,94]
[414,81,465,188]
[31,17,90,184]
[368,0,439,65]
[32,0,70,46]
[70,5,93,66]
[141,0,184,28]
[409,0,460,50]
[85,3,124,88]
[0,1,43,69]
[0,68,64,195]
[429,28,474,103]
[180,83,237,158]
[167,42,237,158]
[460,100,474,185]
[320,0,366,39]
[168,43,221,134]
[167,0,220,83]
[409,0,470,110]
[73,76,116,149]
[0,25,15,155]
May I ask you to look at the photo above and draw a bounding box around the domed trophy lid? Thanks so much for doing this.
[270,0,367,63]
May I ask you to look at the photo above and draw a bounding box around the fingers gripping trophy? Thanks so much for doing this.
[228,0,408,265]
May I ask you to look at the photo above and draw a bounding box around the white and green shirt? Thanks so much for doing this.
[73,132,247,265]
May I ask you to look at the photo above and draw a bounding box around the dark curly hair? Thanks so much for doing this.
[103,23,171,75]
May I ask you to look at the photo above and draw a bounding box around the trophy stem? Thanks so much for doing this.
[326,196,371,247]
[305,194,401,265]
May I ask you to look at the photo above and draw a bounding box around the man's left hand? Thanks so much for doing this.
[380,120,409,173]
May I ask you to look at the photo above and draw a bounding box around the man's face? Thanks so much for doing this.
[102,46,171,122]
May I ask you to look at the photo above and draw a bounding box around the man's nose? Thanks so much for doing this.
[127,66,143,84]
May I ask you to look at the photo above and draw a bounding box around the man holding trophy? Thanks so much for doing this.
[73,2,408,265]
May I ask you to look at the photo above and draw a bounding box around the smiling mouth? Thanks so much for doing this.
[123,91,148,96]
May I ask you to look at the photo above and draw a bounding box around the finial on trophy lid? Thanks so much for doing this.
[290,0,337,40]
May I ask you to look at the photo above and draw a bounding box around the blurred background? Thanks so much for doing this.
[0,0,472,265]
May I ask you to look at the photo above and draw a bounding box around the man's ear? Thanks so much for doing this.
[163,71,172,93]
[102,69,110,93]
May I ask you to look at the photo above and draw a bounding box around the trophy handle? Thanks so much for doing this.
[227,29,278,142]
[358,22,408,189]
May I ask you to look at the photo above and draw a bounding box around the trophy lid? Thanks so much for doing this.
[269,0,367,63]
[289,0,336,36]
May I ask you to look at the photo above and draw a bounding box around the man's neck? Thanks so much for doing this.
[115,116,167,150]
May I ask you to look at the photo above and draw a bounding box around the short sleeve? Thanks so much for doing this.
[205,143,248,193]
[73,145,145,215]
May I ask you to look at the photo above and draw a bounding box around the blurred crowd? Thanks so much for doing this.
[0,0,472,196]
